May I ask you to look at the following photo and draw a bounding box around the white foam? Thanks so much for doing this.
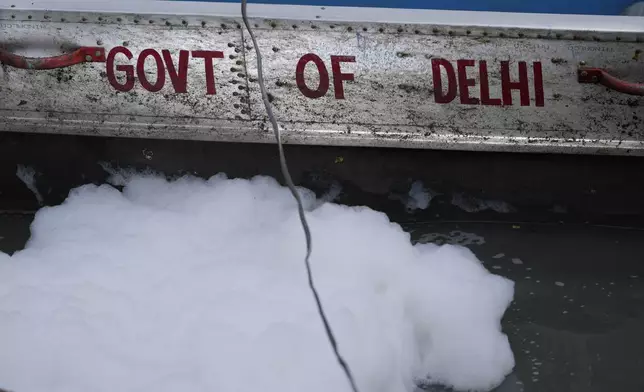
[451,193,515,214]
[16,164,43,205]
[417,230,486,246]
[0,173,515,392]
[406,181,433,211]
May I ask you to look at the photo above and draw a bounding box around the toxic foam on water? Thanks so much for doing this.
[16,164,43,206]
[406,181,433,211]
[0,173,515,392]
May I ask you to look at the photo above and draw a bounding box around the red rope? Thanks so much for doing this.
[0,46,105,70]
[578,67,644,96]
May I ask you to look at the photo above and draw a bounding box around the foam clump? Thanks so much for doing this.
[406,180,433,211]
[0,173,515,392]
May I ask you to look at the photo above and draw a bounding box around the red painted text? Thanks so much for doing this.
[106,47,224,94]
[295,53,355,99]
[431,59,545,107]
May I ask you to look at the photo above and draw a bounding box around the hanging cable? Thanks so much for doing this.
[239,2,359,392]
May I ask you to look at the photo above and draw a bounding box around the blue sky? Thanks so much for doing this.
[178,0,636,15]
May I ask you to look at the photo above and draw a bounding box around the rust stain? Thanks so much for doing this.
[396,51,413,58]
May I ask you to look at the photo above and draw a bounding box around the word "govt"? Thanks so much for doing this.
[106,47,224,94]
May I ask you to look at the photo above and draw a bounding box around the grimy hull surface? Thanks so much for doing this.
[0,1,643,155]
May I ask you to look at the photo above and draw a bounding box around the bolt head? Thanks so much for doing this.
[85,55,93,61]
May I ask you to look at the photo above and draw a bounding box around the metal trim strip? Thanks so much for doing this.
[1,1,643,33]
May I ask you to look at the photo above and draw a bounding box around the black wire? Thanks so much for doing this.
[239,2,360,392]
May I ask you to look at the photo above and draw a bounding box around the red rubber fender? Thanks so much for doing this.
[578,67,644,96]
[0,46,105,70]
